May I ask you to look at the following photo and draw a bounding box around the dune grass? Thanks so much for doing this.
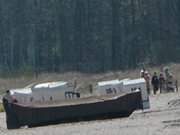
[0,103,4,112]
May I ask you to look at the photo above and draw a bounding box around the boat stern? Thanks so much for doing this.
[3,94,21,129]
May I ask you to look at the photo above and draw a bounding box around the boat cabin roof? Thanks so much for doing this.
[34,81,67,89]
[9,81,69,95]
[10,88,32,95]
[123,78,145,85]
[98,80,120,86]
[97,78,130,87]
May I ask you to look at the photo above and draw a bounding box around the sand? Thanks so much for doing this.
[0,92,180,135]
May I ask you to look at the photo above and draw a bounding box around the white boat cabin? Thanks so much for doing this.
[8,81,79,104]
[94,79,131,96]
[123,78,150,109]
[95,78,150,109]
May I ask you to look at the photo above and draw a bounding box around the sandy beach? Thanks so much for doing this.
[0,92,180,135]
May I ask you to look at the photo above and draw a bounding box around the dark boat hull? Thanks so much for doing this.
[3,92,142,129]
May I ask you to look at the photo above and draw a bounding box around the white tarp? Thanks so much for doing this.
[94,79,129,96]
[9,81,75,104]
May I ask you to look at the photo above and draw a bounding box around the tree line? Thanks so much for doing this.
[0,0,180,77]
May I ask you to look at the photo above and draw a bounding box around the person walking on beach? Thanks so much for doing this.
[151,72,159,95]
[140,69,145,78]
[144,71,151,94]
[159,73,165,93]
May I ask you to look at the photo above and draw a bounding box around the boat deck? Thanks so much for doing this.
[15,93,129,108]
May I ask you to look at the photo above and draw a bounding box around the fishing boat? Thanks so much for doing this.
[3,79,149,129]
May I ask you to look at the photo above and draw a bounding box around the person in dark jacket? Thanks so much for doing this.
[151,72,159,95]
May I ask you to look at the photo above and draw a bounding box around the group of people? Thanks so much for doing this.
[151,72,164,95]
[140,67,176,95]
